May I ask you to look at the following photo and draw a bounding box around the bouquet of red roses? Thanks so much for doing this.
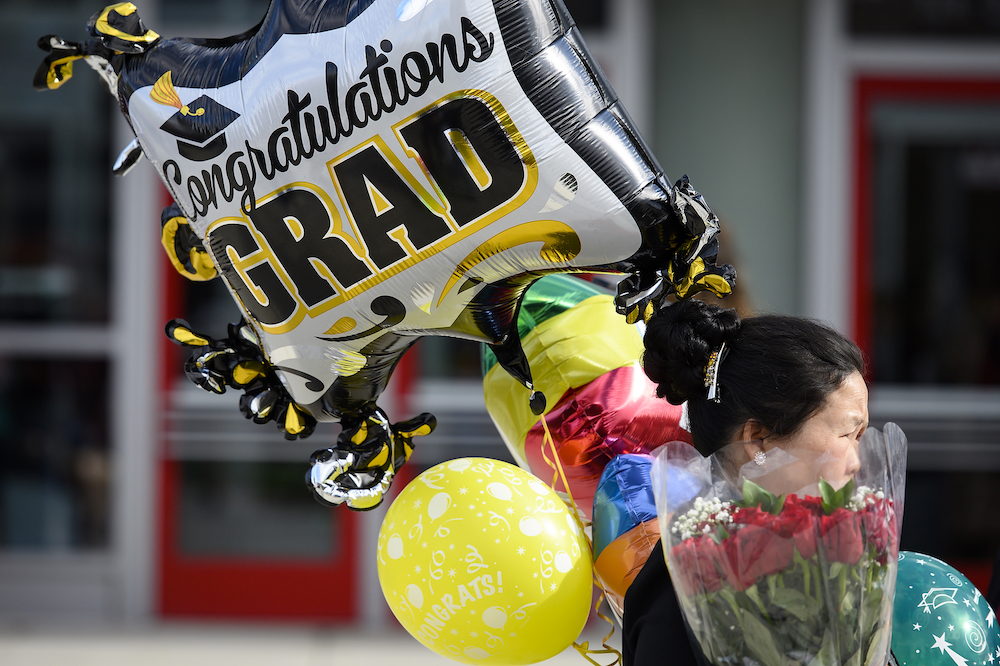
[651,424,907,666]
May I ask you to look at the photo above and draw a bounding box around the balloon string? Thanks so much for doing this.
[537,416,561,497]
[540,416,620,664]
[571,588,623,666]
[538,415,588,536]
[573,642,622,666]
[594,589,621,659]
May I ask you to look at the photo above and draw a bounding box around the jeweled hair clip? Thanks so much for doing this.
[704,342,728,403]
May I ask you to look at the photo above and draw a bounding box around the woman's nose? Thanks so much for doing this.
[846,440,862,477]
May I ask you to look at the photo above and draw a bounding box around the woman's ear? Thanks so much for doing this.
[737,420,772,458]
[738,419,771,442]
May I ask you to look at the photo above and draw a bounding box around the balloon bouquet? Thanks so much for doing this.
[374,271,691,663]
[34,0,734,512]
[35,4,1000,666]
[35,1,737,661]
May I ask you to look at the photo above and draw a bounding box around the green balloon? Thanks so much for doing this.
[893,551,1000,666]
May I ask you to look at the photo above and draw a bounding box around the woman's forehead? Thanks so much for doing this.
[819,373,869,424]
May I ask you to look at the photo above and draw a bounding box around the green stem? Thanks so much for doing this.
[802,558,810,604]
[838,565,848,612]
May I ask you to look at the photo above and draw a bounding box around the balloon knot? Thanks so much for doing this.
[529,390,546,415]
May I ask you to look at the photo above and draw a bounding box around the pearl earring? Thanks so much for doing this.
[754,450,767,466]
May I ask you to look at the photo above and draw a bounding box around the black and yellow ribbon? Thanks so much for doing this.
[90,3,160,53]
[161,213,218,281]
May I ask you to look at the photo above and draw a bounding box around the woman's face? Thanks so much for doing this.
[752,372,869,496]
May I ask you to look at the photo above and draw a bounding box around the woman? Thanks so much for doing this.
[624,297,870,666]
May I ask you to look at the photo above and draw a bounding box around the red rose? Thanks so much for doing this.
[670,535,725,595]
[734,501,820,561]
[675,533,746,593]
[713,513,795,590]
[779,501,820,559]
[717,537,749,591]
[736,523,795,584]
[732,506,777,529]
[669,539,704,596]
[791,494,825,514]
[860,497,897,564]
[819,507,864,564]
[692,535,725,593]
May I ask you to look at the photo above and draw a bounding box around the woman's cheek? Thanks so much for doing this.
[820,441,852,488]
[826,437,850,460]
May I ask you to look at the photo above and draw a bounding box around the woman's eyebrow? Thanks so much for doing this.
[844,414,866,428]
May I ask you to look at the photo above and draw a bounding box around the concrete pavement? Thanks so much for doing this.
[0,621,623,666]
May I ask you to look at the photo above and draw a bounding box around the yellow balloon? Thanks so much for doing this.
[377,458,593,665]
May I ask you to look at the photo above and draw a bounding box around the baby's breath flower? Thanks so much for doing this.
[847,485,887,511]
[673,497,735,540]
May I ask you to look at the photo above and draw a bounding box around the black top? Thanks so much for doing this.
[987,544,1000,613]
[622,539,702,666]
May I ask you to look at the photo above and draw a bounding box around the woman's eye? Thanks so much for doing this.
[843,424,867,439]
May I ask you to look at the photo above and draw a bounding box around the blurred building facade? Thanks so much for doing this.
[0,0,998,624]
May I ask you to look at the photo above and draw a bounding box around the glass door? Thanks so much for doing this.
[0,2,119,618]
[157,267,361,619]
[854,76,1000,590]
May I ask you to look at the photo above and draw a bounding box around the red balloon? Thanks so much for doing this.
[524,364,689,520]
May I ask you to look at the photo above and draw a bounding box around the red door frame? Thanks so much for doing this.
[852,76,1000,593]
[852,75,1000,365]
[154,193,359,620]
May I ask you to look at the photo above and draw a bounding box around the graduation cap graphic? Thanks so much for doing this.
[152,71,239,162]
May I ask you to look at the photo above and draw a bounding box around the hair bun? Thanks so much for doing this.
[642,299,741,404]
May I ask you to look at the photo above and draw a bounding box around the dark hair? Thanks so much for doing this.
[642,299,865,457]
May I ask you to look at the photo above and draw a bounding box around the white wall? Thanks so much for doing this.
[650,0,805,316]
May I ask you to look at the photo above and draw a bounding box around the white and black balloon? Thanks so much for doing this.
[36,0,734,509]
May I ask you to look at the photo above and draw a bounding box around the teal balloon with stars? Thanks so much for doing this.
[893,551,1000,666]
